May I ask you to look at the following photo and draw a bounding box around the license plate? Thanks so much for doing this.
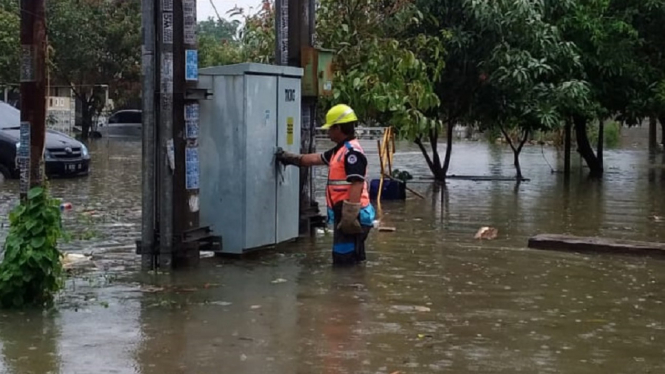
[66,163,77,172]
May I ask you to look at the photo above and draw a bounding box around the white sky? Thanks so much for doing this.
[197,0,262,22]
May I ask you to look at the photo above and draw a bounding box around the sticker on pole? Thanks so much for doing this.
[185,102,200,139]
[162,13,174,44]
[18,121,30,194]
[161,52,173,94]
[185,146,200,190]
[183,0,197,44]
[186,120,199,139]
[185,103,199,121]
[162,0,173,11]
[286,117,294,145]
[185,50,198,81]
[167,139,175,171]
[20,45,34,82]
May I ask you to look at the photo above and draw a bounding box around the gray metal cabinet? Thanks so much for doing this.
[198,63,302,254]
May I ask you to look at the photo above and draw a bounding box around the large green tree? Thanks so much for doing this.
[466,0,589,179]
[315,0,445,172]
[47,0,141,138]
[197,16,245,67]
[550,0,645,177]
[236,0,447,179]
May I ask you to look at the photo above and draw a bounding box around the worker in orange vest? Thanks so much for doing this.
[276,104,376,265]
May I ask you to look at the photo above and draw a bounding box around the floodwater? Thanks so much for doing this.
[1,127,665,373]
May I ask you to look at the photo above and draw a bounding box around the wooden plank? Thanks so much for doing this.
[416,175,531,182]
[528,234,665,258]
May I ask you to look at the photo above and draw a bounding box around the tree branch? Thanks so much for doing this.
[415,136,436,175]
[517,128,530,153]
[499,124,517,152]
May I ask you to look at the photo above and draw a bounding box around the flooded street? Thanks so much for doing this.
[1,128,665,373]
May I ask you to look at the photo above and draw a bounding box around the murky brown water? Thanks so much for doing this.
[1,127,665,373]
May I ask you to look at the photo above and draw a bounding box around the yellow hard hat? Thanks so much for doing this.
[321,104,358,129]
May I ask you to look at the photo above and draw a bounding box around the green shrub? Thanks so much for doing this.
[0,186,65,308]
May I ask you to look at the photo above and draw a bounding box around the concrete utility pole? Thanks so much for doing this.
[140,0,207,269]
[276,0,322,235]
[141,0,157,269]
[172,0,201,266]
[19,0,47,199]
[157,0,175,268]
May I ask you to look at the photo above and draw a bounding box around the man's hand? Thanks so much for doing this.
[337,200,363,234]
[275,148,302,167]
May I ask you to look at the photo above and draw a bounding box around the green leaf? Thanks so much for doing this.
[30,236,46,249]
[28,187,44,199]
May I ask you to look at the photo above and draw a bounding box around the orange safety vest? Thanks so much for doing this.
[325,139,371,209]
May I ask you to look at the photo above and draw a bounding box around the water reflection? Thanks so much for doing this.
[0,128,662,372]
[0,311,61,374]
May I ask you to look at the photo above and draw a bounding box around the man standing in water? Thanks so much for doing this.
[276,104,376,265]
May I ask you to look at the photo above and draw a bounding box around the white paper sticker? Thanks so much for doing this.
[167,139,175,171]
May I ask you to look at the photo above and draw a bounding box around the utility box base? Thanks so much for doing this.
[198,63,303,255]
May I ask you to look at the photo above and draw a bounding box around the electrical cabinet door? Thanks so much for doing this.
[244,74,279,250]
[275,76,301,243]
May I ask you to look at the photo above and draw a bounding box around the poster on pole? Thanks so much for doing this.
[20,45,34,82]
[185,50,198,81]
[185,103,199,139]
[161,52,173,93]
[162,0,173,11]
[183,0,197,44]
[162,13,174,44]
[185,146,200,190]
[18,122,30,194]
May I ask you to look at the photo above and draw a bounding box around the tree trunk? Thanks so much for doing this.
[658,115,665,146]
[513,149,523,180]
[649,116,658,151]
[442,121,454,175]
[80,100,92,139]
[573,115,603,178]
[597,119,604,169]
[415,121,454,182]
[564,118,572,178]
[500,125,529,180]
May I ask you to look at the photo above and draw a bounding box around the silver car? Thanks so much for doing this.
[97,109,142,138]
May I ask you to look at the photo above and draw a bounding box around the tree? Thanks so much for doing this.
[47,0,141,138]
[552,0,645,177]
[624,0,665,145]
[0,0,18,88]
[197,16,240,42]
[465,0,589,179]
[236,0,447,179]
[315,0,446,181]
[197,15,244,67]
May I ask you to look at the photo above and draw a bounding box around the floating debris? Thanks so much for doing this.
[474,226,498,240]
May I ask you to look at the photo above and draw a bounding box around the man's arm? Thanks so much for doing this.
[344,150,368,203]
[299,153,326,167]
[276,149,328,167]
[347,182,363,203]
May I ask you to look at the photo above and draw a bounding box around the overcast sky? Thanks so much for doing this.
[197,0,261,22]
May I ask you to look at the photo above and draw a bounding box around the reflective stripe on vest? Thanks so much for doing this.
[325,139,371,209]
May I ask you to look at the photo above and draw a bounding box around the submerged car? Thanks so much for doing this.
[0,102,91,179]
[97,109,142,138]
